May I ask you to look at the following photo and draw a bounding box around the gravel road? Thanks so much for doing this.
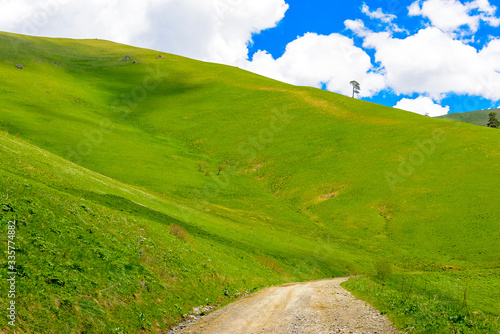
[171,277,399,334]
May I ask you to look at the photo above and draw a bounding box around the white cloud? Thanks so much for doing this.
[394,96,450,116]
[361,3,396,23]
[243,32,386,97]
[142,0,288,64]
[408,0,500,34]
[344,19,370,37]
[0,1,33,31]
[471,0,500,26]
[359,4,407,34]
[0,0,288,65]
[0,0,154,46]
[347,24,500,101]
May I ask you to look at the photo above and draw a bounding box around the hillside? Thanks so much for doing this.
[0,31,499,332]
[435,109,497,127]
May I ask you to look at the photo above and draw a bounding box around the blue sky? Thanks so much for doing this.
[2,0,500,116]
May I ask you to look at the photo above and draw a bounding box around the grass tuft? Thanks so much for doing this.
[375,258,393,281]
[168,224,191,243]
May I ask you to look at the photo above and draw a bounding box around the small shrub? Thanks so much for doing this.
[375,258,393,280]
[198,161,206,172]
[168,224,191,243]
[217,164,225,175]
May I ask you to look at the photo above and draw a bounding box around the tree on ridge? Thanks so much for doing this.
[350,80,360,98]
[487,112,499,128]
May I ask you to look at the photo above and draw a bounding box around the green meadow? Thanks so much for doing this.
[0,31,499,332]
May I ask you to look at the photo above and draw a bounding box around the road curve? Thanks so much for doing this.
[172,277,399,334]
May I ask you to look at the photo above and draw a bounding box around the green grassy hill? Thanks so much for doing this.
[435,109,498,127]
[0,31,499,333]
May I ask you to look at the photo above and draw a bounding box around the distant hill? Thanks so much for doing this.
[435,109,498,127]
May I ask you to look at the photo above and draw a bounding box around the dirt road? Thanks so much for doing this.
[172,277,399,334]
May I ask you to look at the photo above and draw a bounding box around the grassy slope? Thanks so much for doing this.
[435,109,497,127]
[0,131,305,333]
[0,31,499,332]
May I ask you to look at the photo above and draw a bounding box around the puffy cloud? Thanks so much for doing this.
[0,1,33,31]
[0,0,155,45]
[243,32,386,97]
[0,0,288,65]
[142,0,288,64]
[347,24,500,101]
[408,0,500,34]
[394,96,450,116]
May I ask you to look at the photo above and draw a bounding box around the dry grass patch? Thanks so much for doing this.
[257,256,285,274]
[168,224,191,243]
